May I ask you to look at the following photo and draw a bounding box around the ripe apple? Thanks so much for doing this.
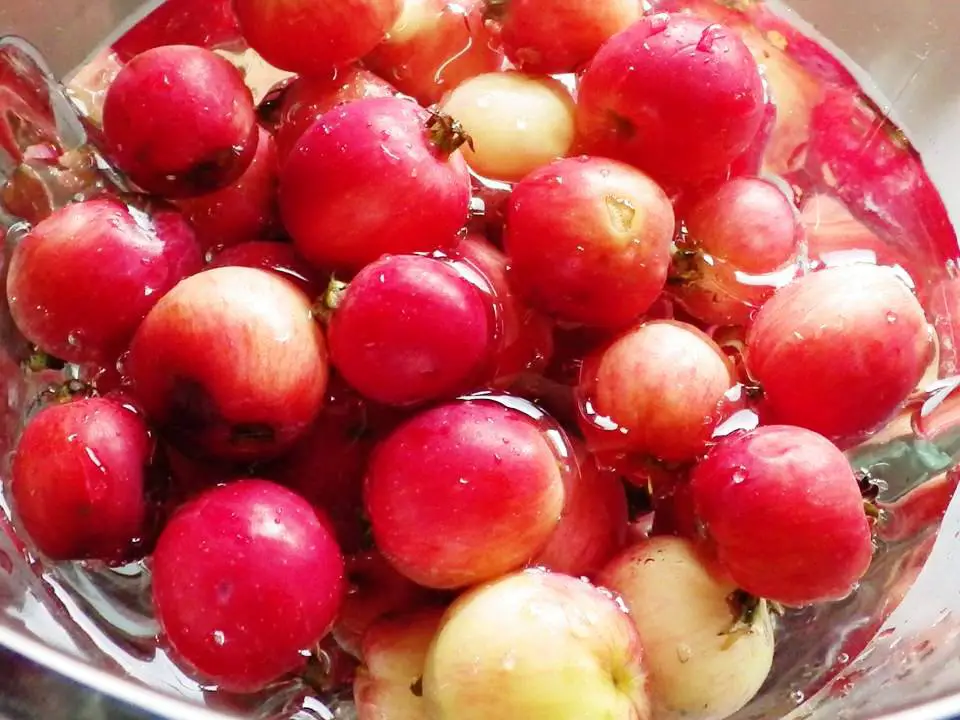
[422,569,651,720]
[354,606,445,720]
[364,398,567,589]
[532,448,629,578]
[598,537,775,720]
[334,551,438,659]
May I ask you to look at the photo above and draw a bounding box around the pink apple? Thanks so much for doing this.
[598,537,774,720]
[364,398,567,589]
[532,448,629,578]
[354,606,445,720]
[422,569,651,719]
[334,551,438,659]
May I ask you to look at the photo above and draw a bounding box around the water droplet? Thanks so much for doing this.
[676,644,693,663]
[458,477,469,485]
[213,630,226,646]
[731,467,748,485]
[66,332,80,347]
[886,311,898,324]
[380,144,401,162]
[501,653,516,671]
[84,447,107,474]
[790,690,805,704]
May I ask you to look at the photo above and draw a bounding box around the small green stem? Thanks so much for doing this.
[312,276,350,324]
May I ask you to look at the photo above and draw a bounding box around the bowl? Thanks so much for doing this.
[1,0,960,718]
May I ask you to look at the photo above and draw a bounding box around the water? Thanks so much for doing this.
[0,1,958,718]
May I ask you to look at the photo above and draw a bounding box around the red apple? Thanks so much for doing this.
[365,0,502,106]
[112,0,243,60]
[176,125,280,252]
[262,401,370,554]
[274,66,397,160]
[575,13,765,189]
[690,425,874,606]
[126,266,328,461]
[746,265,932,441]
[532,450,629,578]
[364,397,567,589]
[581,321,736,461]
[335,551,438,658]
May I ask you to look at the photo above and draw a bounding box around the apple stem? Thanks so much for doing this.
[863,499,884,522]
[666,248,700,286]
[741,382,764,401]
[312,276,350,324]
[723,589,775,645]
[425,110,475,157]
[301,648,336,692]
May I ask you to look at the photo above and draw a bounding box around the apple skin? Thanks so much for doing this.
[575,13,765,189]
[422,569,651,720]
[746,264,932,442]
[126,266,328,462]
[585,320,736,462]
[364,0,501,106]
[364,399,567,589]
[598,537,775,720]
[151,479,345,693]
[354,606,446,720]
[689,425,873,606]
[503,156,676,330]
[334,551,438,659]
[532,449,629,578]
